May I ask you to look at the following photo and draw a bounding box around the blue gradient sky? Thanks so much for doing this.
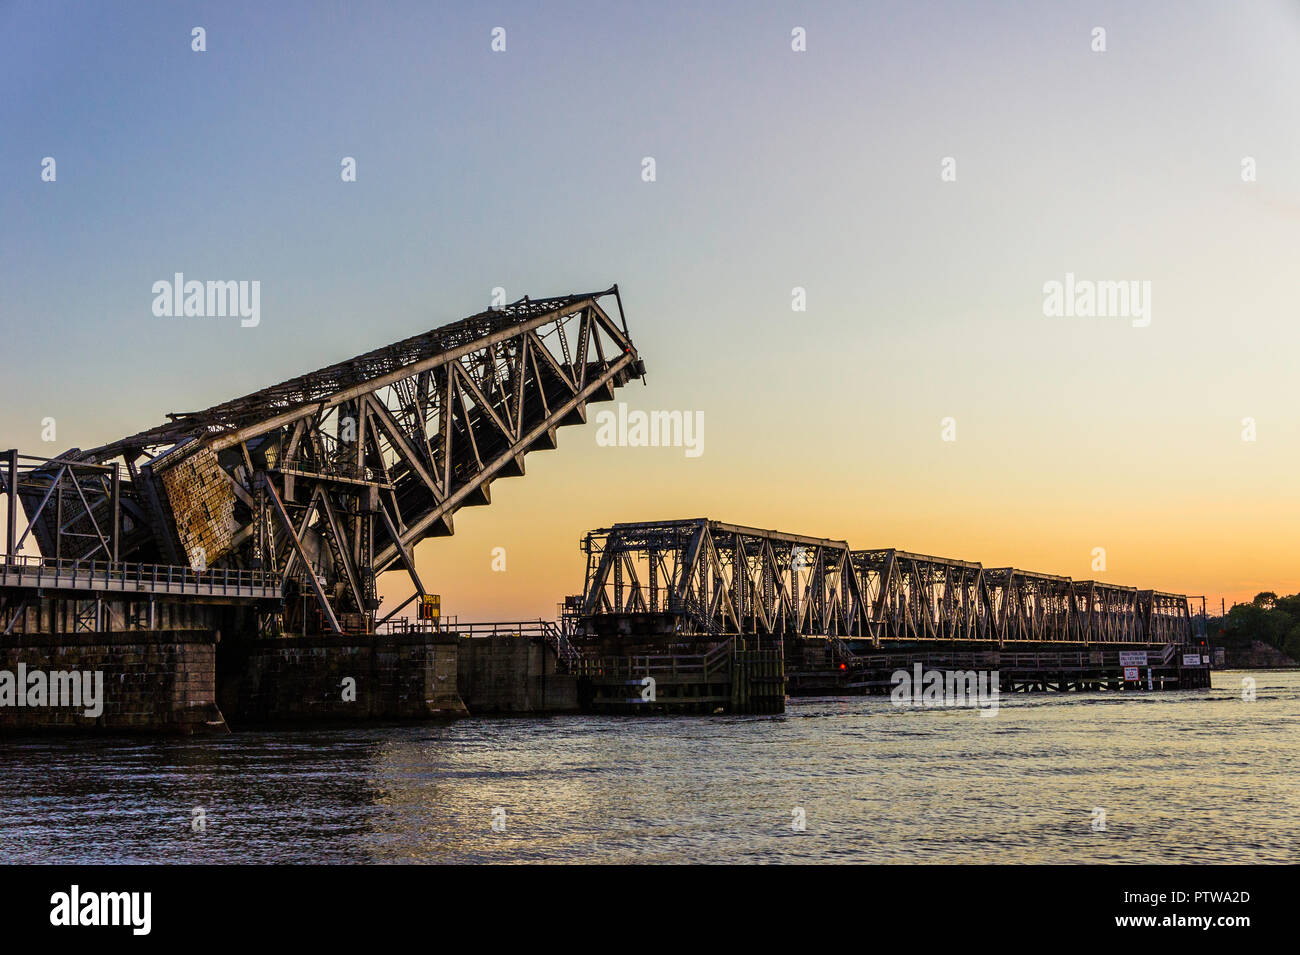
[3,1,1299,617]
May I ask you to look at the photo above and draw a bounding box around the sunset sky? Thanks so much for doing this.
[3,1,1299,619]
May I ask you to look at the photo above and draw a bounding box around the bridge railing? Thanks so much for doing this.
[381,618,551,638]
[573,638,737,680]
[380,616,460,634]
[0,553,280,595]
[378,617,585,671]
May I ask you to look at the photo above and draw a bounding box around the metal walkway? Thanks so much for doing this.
[0,556,281,600]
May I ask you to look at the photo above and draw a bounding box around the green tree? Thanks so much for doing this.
[1222,593,1300,659]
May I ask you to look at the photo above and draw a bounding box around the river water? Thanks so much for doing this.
[2,670,1296,864]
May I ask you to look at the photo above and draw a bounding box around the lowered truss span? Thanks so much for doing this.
[14,288,645,634]
[579,519,1193,647]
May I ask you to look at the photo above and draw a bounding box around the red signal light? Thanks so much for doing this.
[839,663,846,670]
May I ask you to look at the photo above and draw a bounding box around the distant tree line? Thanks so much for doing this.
[1202,592,1300,660]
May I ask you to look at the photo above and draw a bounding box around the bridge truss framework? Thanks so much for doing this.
[579,519,1195,648]
[3,288,646,636]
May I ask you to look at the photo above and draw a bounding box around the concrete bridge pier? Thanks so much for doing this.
[0,629,228,735]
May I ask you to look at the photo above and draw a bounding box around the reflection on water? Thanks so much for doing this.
[2,671,1297,864]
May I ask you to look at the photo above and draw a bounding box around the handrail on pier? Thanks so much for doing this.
[377,616,584,671]
[0,553,280,595]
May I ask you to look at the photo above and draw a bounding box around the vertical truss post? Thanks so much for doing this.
[110,462,121,564]
[4,449,16,560]
[262,476,342,635]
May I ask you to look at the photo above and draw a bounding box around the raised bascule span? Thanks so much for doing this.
[5,287,646,636]
[577,519,1195,648]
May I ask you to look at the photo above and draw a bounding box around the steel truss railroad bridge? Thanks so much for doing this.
[2,288,645,636]
[578,519,1195,648]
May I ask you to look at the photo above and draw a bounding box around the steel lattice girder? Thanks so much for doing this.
[854,549,989,642]
[984,568,1076,644]
[5,453,126,562]
[580,519,866,638]
[1138,590,1193,643]
[36,288,644,634]
[579,519,1194,647]
[1068,580,1139,643]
